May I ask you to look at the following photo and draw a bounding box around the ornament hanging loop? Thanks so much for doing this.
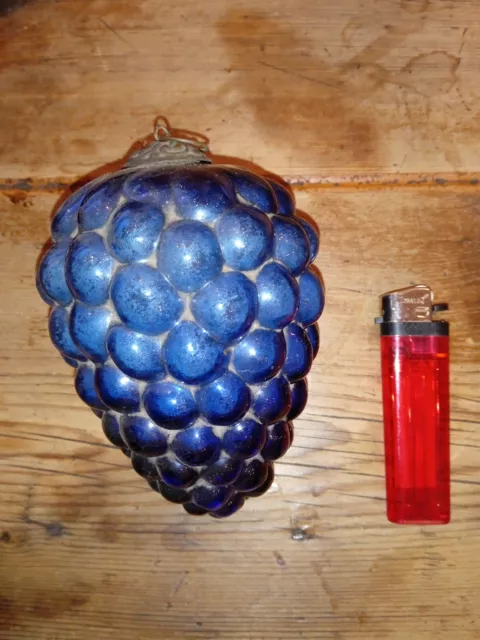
[153,121,171,141]
[153,118,210,153]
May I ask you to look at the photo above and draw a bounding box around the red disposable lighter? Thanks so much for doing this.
[376,285,450,524]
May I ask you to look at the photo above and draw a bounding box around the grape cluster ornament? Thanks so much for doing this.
[37,125,324,518]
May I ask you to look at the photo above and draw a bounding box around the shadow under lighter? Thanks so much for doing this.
[375,285,450,525]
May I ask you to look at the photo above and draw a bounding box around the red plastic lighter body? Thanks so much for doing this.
[376,285,450,525]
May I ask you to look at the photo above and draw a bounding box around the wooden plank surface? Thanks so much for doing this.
[1,0,480,179]
[0,185,479,640]
[1,0,480,639]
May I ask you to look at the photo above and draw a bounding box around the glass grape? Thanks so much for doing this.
[37,163,323,518]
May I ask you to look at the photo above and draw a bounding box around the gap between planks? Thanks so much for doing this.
[0,172,480,196]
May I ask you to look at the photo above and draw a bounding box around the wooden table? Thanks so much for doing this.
[1,1,479,638]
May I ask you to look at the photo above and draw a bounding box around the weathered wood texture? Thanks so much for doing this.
[1,0,480,179]
[1,0,480,639]
[0,185,479,640]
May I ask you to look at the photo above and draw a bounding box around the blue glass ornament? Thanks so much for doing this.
[191,484,234,511]
[51,185,87,241]
[297,267,325,326]
[210,493,246,518]
[216,204,273,271]
[298,217,319,264]
[256,262,299,329]
[49,306,86,361]
[253,375,291,425]
[288,378,308,421]
[157,457,199,489]
[223,418,267,459]
[283,323,313,382]
[233,329,286,384]
[267,178,294,216]
[111,264,183,335]
[65,232,114,306]
[70,302,111,364]
[191,272,257,345]
[247,462,275,497]
[163,321,227,384]
[102,412,124,447]
[107,201,165,263]
[173,168,235,222]
[306,323,320,359]
[152,480,190,505]
[183,502,208,516]
[144,381,198,430]
[37,125,323,518]
[196,372,251,425]
[74,365,107,411]
[224,168,277,213]
[107,326,166,381]
[172,426,221,466]
[131,452,159,481]
[120,415,168,457]
[95,364,141,413]
[272,215,310,276]
[202,455,244,486]
[234,459,270,493]
[38,242,73,307]
[158,220,223,292]
[262,421,292,461]
[78,176,124,231]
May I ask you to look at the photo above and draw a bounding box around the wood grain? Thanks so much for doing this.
[1,0,480,638]
[1,0,480,179]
